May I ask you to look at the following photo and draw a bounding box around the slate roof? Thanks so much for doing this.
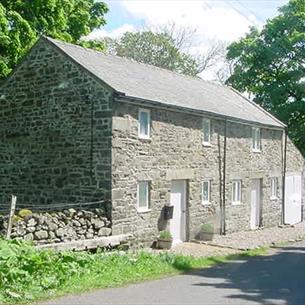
[45,36,284,128]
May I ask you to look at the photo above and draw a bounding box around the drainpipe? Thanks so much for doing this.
[222,120,227,235]
[282,128,288,225]
[90,94,94,178]
[218,134,223,235]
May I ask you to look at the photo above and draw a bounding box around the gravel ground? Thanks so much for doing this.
[170,242,240,257]
[209,221,305,250]
[149,222,305,257]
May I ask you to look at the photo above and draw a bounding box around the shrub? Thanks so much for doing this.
[158,230,172,240]
[200,223,214,233]
[0,238,94,303]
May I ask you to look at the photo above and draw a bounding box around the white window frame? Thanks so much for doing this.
[202,118,211,146]
[252,127,261,152]
[202,180,211,205]
[270,177,278,199]
[138,108,151,139]
[137,181,150,212]
[232,180,242,205]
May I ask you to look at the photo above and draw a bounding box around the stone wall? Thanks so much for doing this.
[111,100,304,246]
[0,208,111,245]
[286,137,305,216]
[224,124,284,232]
[0,39,113,209]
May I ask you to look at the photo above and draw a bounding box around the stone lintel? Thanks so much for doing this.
[112,116,131,131]
[166,168,194,180]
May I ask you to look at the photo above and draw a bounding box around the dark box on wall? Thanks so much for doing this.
[164,205,174,220]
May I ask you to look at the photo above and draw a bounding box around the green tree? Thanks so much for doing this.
[0,0,108,79]
[106,31,200,77]
[226,0,305,154]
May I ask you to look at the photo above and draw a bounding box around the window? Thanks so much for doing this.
[252,127,261,152]
[202,118,211,145]
[270,177,278,199]
[138,109,150,139]
[232,180,242,205]
[137,181,150,211]
[202,181,211,204]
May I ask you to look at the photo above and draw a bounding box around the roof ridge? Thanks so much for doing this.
[43,36,223,87]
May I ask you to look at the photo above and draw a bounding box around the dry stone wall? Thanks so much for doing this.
[0,208,111,245]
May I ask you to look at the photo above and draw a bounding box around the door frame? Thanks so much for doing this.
[169,179,188,244]
[250,178,262,230]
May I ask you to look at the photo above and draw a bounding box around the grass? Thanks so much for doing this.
[0,239,268,305]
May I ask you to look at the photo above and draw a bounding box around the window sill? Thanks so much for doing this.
[202,201,211,205]
[252,149,261,153]
[137,208,151,214]
[232,202,242,206]
[139,137,151,142]
[202,142,212,147]
[270,196,278,201]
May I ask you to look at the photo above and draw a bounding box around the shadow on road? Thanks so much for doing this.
[191,245,305,305]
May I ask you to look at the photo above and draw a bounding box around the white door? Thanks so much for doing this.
[169,180,187,245]
[285,174,302,225]
[250,179,261,230]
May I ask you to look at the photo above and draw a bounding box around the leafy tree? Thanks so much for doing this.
[106,31,200,76]
[226,0,305,154]
[0,0,108,79]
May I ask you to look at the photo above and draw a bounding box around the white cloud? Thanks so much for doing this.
[85,24,135,40]
[120,0,260,43]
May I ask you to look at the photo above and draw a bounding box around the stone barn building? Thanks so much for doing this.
[0,36,304,246]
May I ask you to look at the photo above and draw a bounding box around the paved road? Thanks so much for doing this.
[38,241,305,305]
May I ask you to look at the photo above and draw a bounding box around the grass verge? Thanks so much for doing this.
[0,239,268,305]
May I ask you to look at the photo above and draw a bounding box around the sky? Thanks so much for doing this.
[88,0,289,80]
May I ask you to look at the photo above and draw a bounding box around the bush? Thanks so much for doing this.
[0,238,94,303]
[158,230,172,240]
[200,223,214,233]
[0,239,184,304]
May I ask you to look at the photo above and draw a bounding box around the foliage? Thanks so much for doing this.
[0,238,267,304]
[12,215,22,223]
[0,238,94,303]
[200,223,214,233]
[18,209,32,218]
[0,0,108,79]
[158,230,172,240]
[78,39,106,52]
[105,31,201,77]
[226,0,305,154]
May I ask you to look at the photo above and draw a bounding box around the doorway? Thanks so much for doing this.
[250,179,262,230]
[169,180,187,245]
